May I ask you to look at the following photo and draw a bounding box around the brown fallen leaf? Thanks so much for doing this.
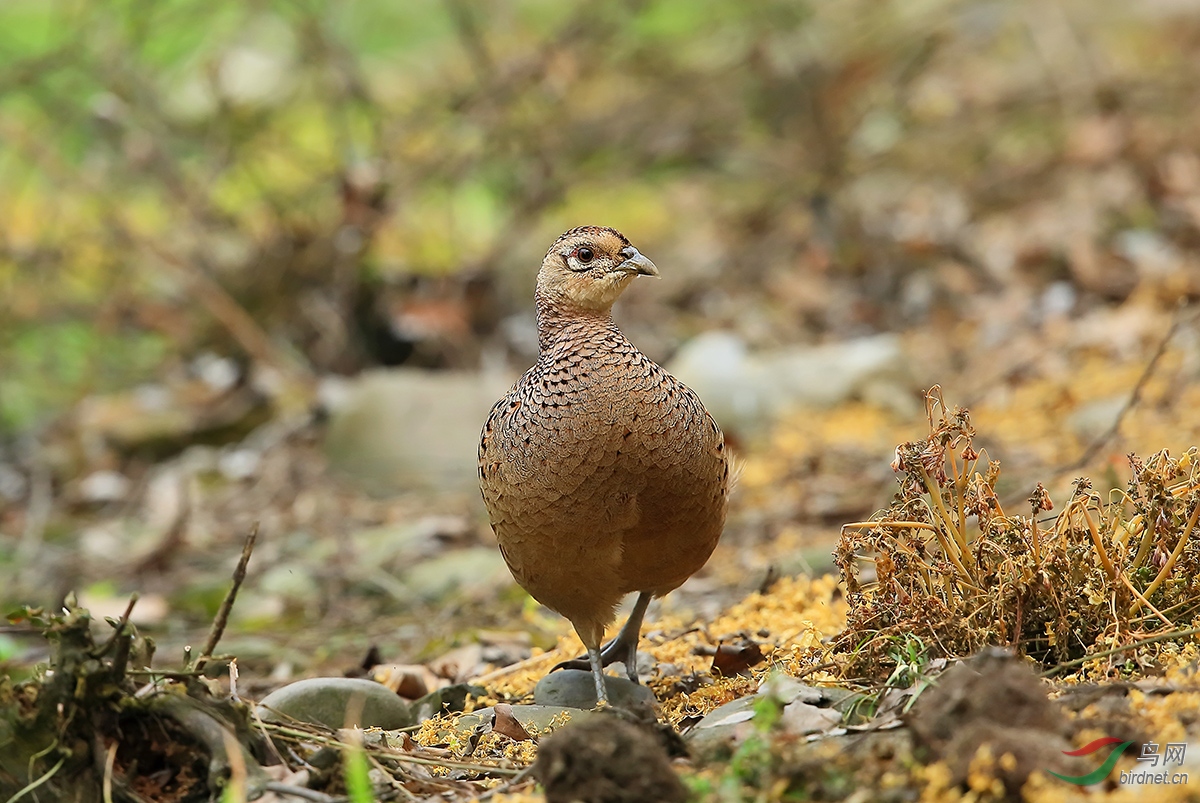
[704,641,765,676]
[493,703,534,742]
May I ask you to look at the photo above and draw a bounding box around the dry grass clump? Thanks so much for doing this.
[834,387,1200,679]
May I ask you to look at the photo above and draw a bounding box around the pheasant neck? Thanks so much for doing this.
[535,292,616,352]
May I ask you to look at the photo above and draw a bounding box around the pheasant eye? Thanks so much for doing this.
[575,246,594,264]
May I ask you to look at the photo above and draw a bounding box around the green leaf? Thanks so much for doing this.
[344,740,375,803]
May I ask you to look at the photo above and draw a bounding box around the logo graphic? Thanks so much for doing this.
[1049,738,1189,786]
[1048,738,1134,785]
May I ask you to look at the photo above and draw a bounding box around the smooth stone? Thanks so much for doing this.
[685,696,760,762]
[686,672,859,761]
[755,670,860,712]
[321,369,514,494]
[533,669,657,710]
[757,670,826,705]
[401,547,511,603]
[692,695,757,730]
[255,677,415,730]
[667,332,916,437]
[780,700,842,735]
[350,516,471,573]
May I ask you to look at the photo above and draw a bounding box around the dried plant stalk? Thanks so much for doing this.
[834,388,1200,680]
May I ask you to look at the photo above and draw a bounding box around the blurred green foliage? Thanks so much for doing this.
[0,0,1194,432]
[0,322,167,431]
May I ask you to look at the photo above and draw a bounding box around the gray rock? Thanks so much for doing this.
[685,696,759,761]
[757,671,825,705]
[667,332,916,437]
[79,470,132,503]
[779,700,842,735]
[533,669,657,710]
[0,462,26,501]
[691,695,758,730]
[686,672,855,760]
[348,516,467,576]
[255,677,415,730]
[401,547,511,603]
[1115,228,1182,278]
[322,369,514,494]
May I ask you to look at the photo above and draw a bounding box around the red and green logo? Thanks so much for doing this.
[1048,738,1134,785]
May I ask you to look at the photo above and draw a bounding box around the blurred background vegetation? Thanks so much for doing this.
[5,0,1195,428]
[4,0,1200,672]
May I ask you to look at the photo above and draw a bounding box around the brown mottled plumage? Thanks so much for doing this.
[478,226,728,704]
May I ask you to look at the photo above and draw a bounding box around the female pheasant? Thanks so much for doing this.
[478,226,729,705]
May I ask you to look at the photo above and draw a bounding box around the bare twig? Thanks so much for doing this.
[1041,626,1200,677]
[794,660,840,680]
[1066,306,1193,471]
[93,593,138,659]
[134,235,312,383]
[443,0,494,81]
[4,757,66,803]
[1118,572,1173,628]
[194,524,258,673]
[476,766,536,801]
[261,723,523,776]
[1131,499,1199,616]
[128,669,205,681]
[261,783,337,803]
[102,742,117,803]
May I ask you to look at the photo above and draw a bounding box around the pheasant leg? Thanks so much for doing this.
[587,646,609,705]
[556,592,652,683]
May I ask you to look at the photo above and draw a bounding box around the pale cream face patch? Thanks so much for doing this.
[536,229,645,312]
[552,269,637,310]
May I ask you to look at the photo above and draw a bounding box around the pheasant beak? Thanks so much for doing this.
[617,246,659,277]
